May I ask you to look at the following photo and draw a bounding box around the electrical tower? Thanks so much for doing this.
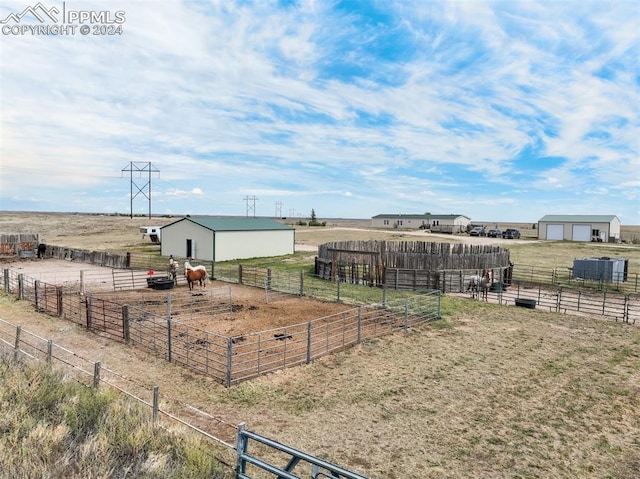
[244,195,258,217]
[274,201,283,218]
[121,162,160,219]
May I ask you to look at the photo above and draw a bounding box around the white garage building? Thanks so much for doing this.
[160,217,294,261]
[537,215,621,242]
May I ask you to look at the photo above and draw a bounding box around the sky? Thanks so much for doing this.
[0,0,638,223]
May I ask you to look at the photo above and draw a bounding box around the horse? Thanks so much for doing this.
[184,260,208,291]
[467,270,491,301]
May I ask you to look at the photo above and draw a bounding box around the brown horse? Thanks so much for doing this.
[184,260,207,291]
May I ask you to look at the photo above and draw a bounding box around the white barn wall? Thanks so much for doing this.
[215,230,294,261]
[161,220,214,260]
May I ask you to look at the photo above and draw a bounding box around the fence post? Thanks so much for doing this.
[152,386,160,424]
[167,317,172,363]
[57,287,63,316]
[357,306,362,343]
[80,270,85,295]
[624,295,629,323]
[86,296,92,330]
[306,321,312,364]
[602,291,607,315]
[3,269,9,292]
[337,281,341,303]
[382,285,386,306]
[238,264,243,285]
[34,280,40,311]
[13,325,21,362]
[404,299,409,329]
[18,273,23,300]
[577,290,581,311]
[236,422,248,476]
[122,305,130,343]
[93,361,101,388]
[226,338,233,388]
[299,271,304,296]
[47,340,53,362]
[556,287,562,313]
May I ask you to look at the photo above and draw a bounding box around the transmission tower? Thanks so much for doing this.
[244,195,258,217]
[274,201,283,218]
[121,162,160,219]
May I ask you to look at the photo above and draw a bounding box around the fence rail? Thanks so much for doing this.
[0,319,369,478]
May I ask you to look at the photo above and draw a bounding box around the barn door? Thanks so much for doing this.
[186,239,196,259]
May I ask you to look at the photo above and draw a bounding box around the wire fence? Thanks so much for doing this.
[1,266,442,386]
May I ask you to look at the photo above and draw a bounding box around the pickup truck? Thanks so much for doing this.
[502,229,521,239]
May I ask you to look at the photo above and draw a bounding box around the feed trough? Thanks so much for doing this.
[147,277,175,290]
[515,298,536,309]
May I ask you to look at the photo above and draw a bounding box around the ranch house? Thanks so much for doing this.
[160,216,294,261]
[537,215,621,242]
[371,213,471,233]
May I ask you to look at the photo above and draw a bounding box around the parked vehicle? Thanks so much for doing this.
[469,226,486,237]
[502,228,521,239]
[487,229,502,238]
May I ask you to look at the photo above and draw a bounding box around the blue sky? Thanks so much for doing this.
[1,0,638,223]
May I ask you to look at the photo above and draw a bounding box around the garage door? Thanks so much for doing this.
[546,224,564,240]
[572,224,591,242]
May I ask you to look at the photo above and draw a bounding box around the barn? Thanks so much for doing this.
[537,215,621,242]
[160,217,294,261]
[371,213,471,233]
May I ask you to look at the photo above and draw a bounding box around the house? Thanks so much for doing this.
[371,214,471,233]
[537,215,621,242]
[160,216,294,261]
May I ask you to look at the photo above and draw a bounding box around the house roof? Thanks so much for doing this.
[162,216,293,232]
[538,215,620,224]
[372,213,470,220]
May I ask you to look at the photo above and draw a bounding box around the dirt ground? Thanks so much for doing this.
[2,213,640,478]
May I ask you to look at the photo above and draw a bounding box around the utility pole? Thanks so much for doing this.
[121,162,160,219]
[244,195,258,217]
[274,201,282,218]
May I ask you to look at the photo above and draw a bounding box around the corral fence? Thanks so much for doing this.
[512,264,640,294]
[315,241,512,287]
[0,233,39,258]
[1,267,442,386]
[0,319,369,479]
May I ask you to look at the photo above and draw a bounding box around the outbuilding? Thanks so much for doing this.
[537,215,621,242]
[371,213,471,233]
[160,217,294,261]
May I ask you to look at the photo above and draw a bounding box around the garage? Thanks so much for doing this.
[538,215,621,242]
[572,224,591,242]
[546,224,564,240]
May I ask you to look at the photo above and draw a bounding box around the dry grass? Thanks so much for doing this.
[1,212,640,478]
[220,301,640,478]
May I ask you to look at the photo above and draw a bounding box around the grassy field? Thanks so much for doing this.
[0,355,231,479]
[1,213,640,478]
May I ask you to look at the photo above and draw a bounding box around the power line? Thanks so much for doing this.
[243,195,258,217]
[274,201,282,218]
[121,162,160,219]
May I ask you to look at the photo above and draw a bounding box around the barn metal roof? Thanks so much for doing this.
[162,216,293,232]
[538,215,620,223]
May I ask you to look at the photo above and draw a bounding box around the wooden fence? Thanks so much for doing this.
[0,233,39,257]
[316,240,511,286]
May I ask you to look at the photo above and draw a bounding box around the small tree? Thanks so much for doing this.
[308,209,325,227]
